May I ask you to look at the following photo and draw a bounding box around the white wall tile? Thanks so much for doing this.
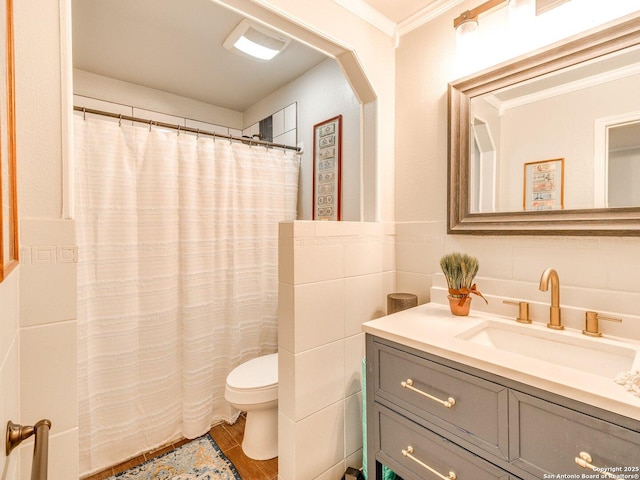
[278,413,296,480]
[273,130,296,147]
[294,280,345,352]
[344,274,386,337]
[278,282,295,353]
[294,341,344,421]
[21,322,77,432]
[0,271,19,361]
[278,234,294,285]
[396,271,433,304]
[315,461,346,480]
[344,334,365,398]
[184,118,230,136]
[344,240,386,277]
[344,391,363,457]
[284,103,296,133]
[272,109,285,137]
[293,243,344,285]
[19,264,76,327]
[294,401,344,480]
[0,337,20,479]
[345,449,363,475]
[278,349,295,421]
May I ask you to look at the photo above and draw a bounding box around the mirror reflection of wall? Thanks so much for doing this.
[608,121,640,208]
[468,43,640,213]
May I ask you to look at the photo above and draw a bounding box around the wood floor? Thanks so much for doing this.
[83,414,277,480]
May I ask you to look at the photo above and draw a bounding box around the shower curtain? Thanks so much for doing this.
[75,114,299,475]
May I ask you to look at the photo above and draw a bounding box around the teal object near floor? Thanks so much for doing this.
[362,357,396,480]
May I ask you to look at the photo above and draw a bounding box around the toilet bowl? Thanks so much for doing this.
[224,353,278,460]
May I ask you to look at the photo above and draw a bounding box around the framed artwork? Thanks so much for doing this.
[312,115,342,221]
[0,0,18,282]
[523,158,564,211]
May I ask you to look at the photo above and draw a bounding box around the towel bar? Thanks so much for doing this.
[6,419,52,480]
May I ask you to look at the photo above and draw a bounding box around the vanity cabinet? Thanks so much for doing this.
[366,335,640,480]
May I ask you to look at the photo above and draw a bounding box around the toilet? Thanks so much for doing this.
[224,353,278,460]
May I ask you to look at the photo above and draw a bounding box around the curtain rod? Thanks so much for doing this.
[73,106,301,153]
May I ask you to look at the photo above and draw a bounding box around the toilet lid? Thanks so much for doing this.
[227,353,278,390]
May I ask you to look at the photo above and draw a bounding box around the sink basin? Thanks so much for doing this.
[456,320,638,378]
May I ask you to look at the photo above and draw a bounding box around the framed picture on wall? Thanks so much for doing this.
[312,115,342,221]
[523,158,564,211]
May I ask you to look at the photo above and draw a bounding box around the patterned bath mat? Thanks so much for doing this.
[109,434,241,479]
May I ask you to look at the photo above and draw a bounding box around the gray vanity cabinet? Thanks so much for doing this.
[366,335,640,480]
[510,390,640,478]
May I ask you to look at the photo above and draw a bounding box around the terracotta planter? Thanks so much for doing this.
[448,295,471,316]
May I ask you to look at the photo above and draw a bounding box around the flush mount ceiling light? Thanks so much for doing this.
[223,19,291,62]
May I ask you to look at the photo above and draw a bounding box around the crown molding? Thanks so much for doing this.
[397,0,463,37]
[332,0,397,38]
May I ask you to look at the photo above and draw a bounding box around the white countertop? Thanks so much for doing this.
[362,303,640,423]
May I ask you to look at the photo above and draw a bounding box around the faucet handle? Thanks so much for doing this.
[503,300,532,324]
[583,311,622,337]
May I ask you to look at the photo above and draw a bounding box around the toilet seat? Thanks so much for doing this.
[225,353,278,404]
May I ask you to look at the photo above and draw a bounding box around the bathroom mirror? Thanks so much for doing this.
[0,0,18,282]
[448,14,640,235]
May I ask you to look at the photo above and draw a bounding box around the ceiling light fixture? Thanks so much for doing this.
[223,19,291,62]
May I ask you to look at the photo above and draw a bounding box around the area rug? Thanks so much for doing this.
[109,434,241,479]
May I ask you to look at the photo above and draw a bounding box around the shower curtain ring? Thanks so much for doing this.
[149,120,152,132]
[118,114,122,127]
[177,125,181,136]
[196,128,200,139]
[82,107,86,120]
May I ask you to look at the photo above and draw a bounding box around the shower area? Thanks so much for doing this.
[74,109,299,474]
[69,0,368,476]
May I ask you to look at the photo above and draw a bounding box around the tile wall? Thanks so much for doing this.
[396,221,640,341]
[243,103,297,148]
[18,218,79,479]
[277,221,396,480]
[0,271,20,478]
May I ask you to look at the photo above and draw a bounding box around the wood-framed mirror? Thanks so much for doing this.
[1,0,18,282]
[448,13,640,235]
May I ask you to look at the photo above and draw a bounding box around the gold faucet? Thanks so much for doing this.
[539,267,563,330]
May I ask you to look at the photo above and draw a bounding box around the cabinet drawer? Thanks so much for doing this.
[374,341,509,459]
[376,404,511,480]
[509,390,640,478]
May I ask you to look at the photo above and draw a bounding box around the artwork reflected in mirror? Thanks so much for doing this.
[1,0,18,282]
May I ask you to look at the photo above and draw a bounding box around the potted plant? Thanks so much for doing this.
[440,252,487,316]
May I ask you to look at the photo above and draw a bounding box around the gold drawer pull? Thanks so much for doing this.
[575,451,623,480]
[400,379,456,408]
[402,446,457,480]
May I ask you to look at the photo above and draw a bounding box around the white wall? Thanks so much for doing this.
[244,59,361,221]
[395,2,640,341]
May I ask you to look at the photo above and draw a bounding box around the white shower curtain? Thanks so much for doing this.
[75,114,299,475]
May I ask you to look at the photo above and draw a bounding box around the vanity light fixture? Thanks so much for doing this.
[223,19,291,62]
